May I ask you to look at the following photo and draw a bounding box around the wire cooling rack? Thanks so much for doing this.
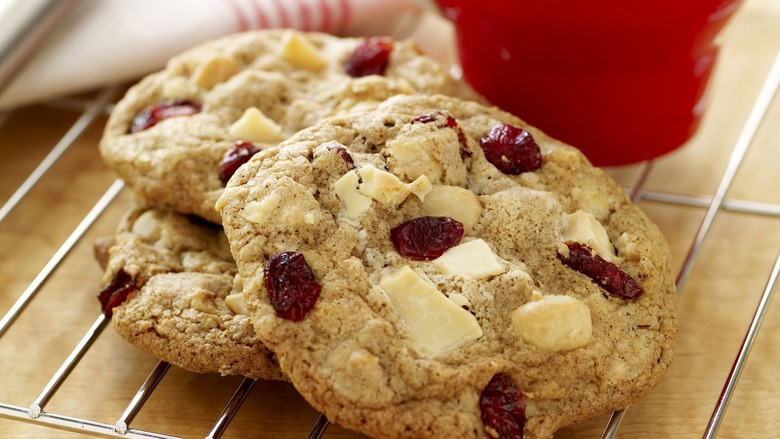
[0,51,777,438]
[0,16,779,439]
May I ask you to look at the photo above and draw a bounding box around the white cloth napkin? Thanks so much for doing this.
[0,0,422,109]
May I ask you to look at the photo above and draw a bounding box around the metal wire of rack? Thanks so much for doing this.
[0,15,779,439]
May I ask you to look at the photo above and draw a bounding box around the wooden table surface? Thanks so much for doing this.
[1,1,779,438]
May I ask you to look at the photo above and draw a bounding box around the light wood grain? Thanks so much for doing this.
[1,0,779,437]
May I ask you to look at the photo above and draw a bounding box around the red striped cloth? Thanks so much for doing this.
[0,0,421,109]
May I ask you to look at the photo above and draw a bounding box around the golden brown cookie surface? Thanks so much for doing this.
[217,94,677,438]
[101,30,464,223]
[100,206,284,380]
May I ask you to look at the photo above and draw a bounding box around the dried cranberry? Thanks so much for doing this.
[390,216,464,261]
[327,146,356,170]
[129,99,202,133]
[344,37,393,77]
[98,268,138,317]
[410,112,457,127]
[410,111,468,152]
[480,123,542,175]
[264,252,321,322]
[480,373,527,439]
[219,141,260,186]
[558,241,644,299]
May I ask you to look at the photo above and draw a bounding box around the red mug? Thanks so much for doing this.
[434,0,741,166]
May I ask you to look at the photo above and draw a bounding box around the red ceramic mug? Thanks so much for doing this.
[434,0,741,166]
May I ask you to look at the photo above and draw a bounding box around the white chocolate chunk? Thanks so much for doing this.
[231,274,243,295]
[435,239,505,279]
[407,175,432,201]
[229,107,282,143]
[225,275,248,315]
[448,292,471,308]
[380,266,482,357]
[192,54,239,89]
[225,293,249,315]
[563,210,615,261]
[357,164,411,205]
[132,209,163,241]
[511,295,592,352]
[334,170,372,219]
[422,185,483,232]
[617,232,641,261]
[281,31,328,71]
[387,138,442,183]
[356,164,432,205]
[279,206,318,228]
[242,191,282,225]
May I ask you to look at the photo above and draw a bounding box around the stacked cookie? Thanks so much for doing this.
[97,29,464,381]
[98,30,677,439]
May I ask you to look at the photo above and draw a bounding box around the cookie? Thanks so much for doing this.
[98,205,284,380]
[216,94,677,438]
[100,29,468,223]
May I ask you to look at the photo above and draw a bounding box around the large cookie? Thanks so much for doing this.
[216,95,677,438]
[98,206,284,380]
[101,29,466,223]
